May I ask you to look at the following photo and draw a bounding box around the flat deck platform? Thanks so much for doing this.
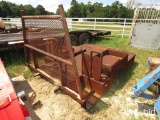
[0,33,23,42]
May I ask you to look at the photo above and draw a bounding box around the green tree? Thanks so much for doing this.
[55,8,60,15]
[66,0,134,18]
[110,1,134,18]
[88,2,105,17]
[24,4,35,15]
[86,1,95,17]
[67,0,81,17]
[0,1,12,17]
[104,5,112,18]
[110,1,122,18]
[9,3,19,17]
[17,4,25,17]
[79,2,86,17]
[0,0,134,18]
[46,11,54,15]
[35,5,47,15]
[0,5,2,16]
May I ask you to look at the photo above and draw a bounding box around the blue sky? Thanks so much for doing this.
[5,0,160,12]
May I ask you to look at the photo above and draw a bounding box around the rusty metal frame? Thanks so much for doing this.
[20,4,97,108]
[21,4,136,109]
[73,44,136,97]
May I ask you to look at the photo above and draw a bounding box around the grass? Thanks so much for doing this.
[1,35,160,119]
[71,21,131,35]
[0,48,33,80]
[94,35,160,90]
[89,35,160,119]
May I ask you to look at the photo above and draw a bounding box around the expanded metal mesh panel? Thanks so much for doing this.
[28,50,78,93]
[130,4,160,50]
[24,18,71,59]
[136,5,160,24]
[62,64,78,93]
[23,17,80,93]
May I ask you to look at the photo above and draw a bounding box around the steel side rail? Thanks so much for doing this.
[21,15,61,19]
[25,44,72,66]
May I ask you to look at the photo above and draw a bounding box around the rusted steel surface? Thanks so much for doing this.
[21,15,61,19]
[21,5,99,109]
[73,44,136,96]
[75,44,136,69]
[25,44,72,66]
[21,4,135,109]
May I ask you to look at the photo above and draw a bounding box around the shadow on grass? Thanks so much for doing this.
[0,48,25,66]
[137,102,155,114]
[0,48,26,78]
[111,61,139,91]
[87,99,111,114]
[90,36,111,44]
[110,61,138,93]
[87,62,138,114]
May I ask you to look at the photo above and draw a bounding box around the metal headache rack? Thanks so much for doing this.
[21,4,135,109]
[21,5,98,108]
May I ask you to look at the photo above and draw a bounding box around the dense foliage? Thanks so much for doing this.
[66,0,134,18]
[0,1,54,17]
[0,0,134,18]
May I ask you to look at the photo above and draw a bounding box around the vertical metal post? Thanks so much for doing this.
[94,18,96,30]
[71,18,73,31]
[20,10,30,65]
[58,62,65,86]
[59,4,84,99]
[31,50,39,68]
[122,19,126,38]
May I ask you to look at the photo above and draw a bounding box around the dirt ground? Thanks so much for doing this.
[13,74,158,120]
